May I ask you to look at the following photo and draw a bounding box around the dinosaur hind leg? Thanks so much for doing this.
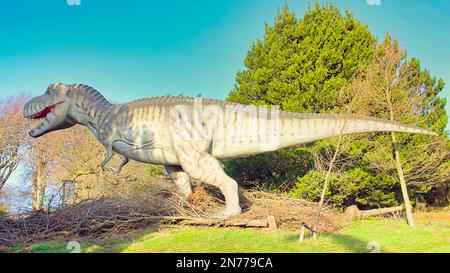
[174,145,241,218]
[100,145,113,171]
[164,165,193,202]
[169,105,241,218]
[115,156,129,174]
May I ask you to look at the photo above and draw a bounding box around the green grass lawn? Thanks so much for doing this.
[9,209,450,253]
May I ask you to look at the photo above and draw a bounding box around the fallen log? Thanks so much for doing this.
[344,205,404,220]
[139,215,277,228]
[177,216,277,229]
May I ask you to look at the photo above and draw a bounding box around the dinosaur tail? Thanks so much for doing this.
[277,113,436,149]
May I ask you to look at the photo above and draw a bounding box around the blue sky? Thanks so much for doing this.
[0,0,449,124]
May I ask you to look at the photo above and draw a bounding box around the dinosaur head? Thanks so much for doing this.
[23,82,76,138]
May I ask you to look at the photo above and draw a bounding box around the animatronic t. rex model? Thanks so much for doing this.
[23,83,436,218]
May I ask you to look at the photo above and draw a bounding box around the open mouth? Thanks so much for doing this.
[25,101,64,120]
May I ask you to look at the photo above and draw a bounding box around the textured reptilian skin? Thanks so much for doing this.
[23,83,436,218]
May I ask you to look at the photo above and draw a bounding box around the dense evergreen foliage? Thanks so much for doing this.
[228,2,375,113]
[225,2,449,209]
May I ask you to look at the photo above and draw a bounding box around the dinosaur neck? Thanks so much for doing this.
[70,85,113,137]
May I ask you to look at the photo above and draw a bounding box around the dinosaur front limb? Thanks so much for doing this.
[164,165,193,201]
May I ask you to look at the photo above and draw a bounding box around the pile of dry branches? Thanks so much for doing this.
[0,182,340,250]
[0,194,176,248]
[188,185,340,232]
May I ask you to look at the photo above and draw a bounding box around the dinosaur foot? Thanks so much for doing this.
[212,207,242,219]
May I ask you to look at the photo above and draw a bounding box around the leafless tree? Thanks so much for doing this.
[340,36,449,225]
[0,96,30,192]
